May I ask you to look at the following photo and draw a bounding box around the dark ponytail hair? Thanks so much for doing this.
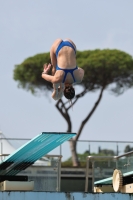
[64,85,75,100]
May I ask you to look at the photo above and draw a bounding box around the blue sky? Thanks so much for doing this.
[0,0,133,147]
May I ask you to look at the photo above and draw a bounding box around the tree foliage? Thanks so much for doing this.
[124,145,133,153]
[77,49,133,94]
[14,49,133,95]
[14,52,52,94]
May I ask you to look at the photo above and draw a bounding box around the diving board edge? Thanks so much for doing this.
[41,132,76,135]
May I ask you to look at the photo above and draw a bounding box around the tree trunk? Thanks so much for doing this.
[69,139,79,167]
[73,87,105,166]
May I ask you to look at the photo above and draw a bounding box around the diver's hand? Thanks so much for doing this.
[43,63,52,74]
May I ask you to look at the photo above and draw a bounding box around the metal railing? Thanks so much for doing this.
[1,137,133,162]
[85,150,133,192]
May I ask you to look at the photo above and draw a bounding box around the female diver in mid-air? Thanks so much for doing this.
[42,38,84,100]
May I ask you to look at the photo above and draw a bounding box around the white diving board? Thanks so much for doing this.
[0,132,76,176]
